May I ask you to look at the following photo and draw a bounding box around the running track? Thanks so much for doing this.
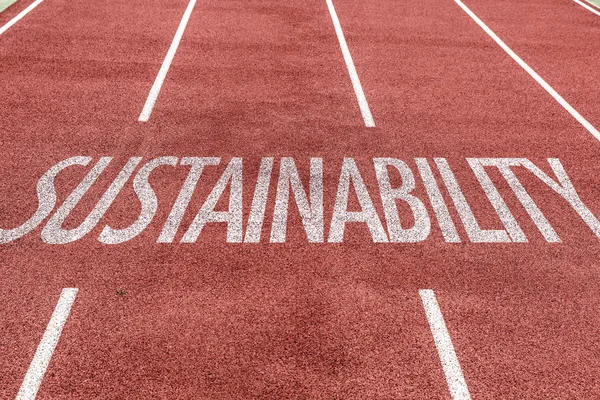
[1,0,600,398]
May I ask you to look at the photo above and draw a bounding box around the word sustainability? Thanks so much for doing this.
[1,157,597,244]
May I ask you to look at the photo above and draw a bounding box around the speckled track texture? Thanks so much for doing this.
[1,0,600,398]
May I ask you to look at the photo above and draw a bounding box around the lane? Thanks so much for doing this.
[0,0,194,135]
[38,273,449,398]
[330,0,600,153]
[328,0,600,397]
[452,0,600,135]
[452,0,599,141]
[143,0,373,132]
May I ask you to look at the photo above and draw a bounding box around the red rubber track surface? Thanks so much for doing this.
[1,0,600,398]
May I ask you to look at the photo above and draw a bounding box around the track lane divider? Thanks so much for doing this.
[138,0,197,122]
[15,288,78,400]
[0,0,44,37]
[420,289,472,400]
[324,0,375,127]
[574,0,600,16]
[453,0,600,142]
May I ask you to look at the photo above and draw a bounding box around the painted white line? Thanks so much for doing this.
[0,0,44,37]
[575,0,600,16]
[453,0,600,142]
[15,288,78,400]
[324,0,375,128]
[419,289,471,400]
[138,0,197,122]
[583,0,600,9]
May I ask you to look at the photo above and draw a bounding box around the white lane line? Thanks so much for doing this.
[138,0,197,122]
[0,0,44,37]
[324,0,375,128]
[575,0,600,16]
[15,288,78,400]
[453,0,600,142]
[419,289,472,400]
[583,0,600,9]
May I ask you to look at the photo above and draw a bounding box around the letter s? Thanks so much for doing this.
[0,156,92,244]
